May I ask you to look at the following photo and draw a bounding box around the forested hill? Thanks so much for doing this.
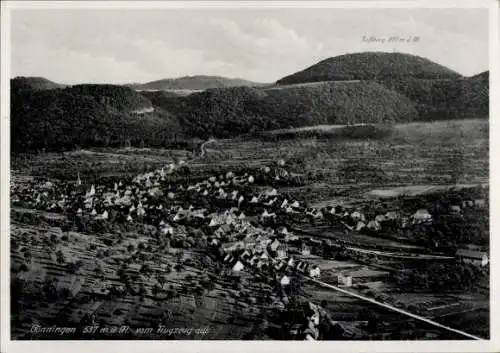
[276,52,463,85]
[146,82,419,139]
[10,82,184,152]
[128,75,268,91]
[11,76,66,91]
[380,76,489,121]
[11,53,489,152]
[470,71,489,81]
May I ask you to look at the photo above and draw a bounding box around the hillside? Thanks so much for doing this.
[11,54,488,151]
[11,76,66,91]
[277,52,463,85]
[381,76,489,120]
[128,75,267,91]
[67,84,154,113]
[470,71,489,81]
[151,82,418,138]
[10,83,184,152]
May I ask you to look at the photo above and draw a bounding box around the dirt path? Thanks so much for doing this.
[200,138,217,158]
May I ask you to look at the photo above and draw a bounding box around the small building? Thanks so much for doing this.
[450,205,462,214]
[309,265,321,278]
[280,275,291,286]
[351,211,365,222]
[277,226,289,236]
[337,273,353,287]
[209,238,219,246]
[250,196,260,204]
[269,239,282,252]
[456,249,489,267]
[291,200,300,208]
[474,199,486,208]
[385,211,399,220]
[301,244,311,256]
[232,260,245,272]
[276,244,288,259]
[461,200,474,208]
[412,209,432,224]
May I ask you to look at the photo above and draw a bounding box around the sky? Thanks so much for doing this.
[10,7,489,84]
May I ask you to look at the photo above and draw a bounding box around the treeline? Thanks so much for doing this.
[258,124,395,141]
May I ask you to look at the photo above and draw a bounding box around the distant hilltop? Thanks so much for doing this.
[276,52,463,85]
[11,76,67,91]
[126,75,269,91]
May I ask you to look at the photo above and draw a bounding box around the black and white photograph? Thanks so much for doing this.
[0,1,499,352]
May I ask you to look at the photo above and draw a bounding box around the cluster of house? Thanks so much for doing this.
[326,195,486,234]
[221,237,321,280]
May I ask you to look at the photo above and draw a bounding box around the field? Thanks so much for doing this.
[10,118,489,340]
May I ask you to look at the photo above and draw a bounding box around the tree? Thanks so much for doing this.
[157,274,167,289]
[56,249,66,264]
[50,233,59,246]
[94,264,104,279]
[96,249,105,259]
[19,262,29,272]
[152,284,161,297]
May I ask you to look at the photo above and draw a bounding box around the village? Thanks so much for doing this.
[9,153,490,340]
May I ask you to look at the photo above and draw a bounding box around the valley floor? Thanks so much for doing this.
[9,118,489,340]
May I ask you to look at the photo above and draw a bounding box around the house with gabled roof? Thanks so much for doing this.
[232,261,245,272]
[276,244,288,259]
[351,210,365,222]
[269,239,281,252]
